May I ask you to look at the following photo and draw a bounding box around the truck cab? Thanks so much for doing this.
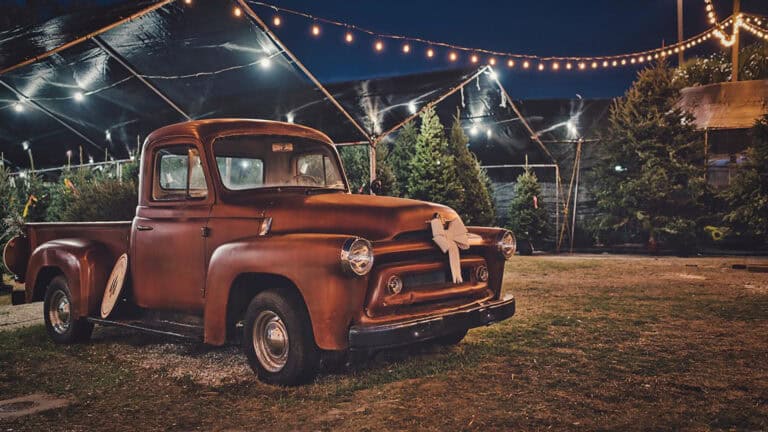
[4,119,517,385]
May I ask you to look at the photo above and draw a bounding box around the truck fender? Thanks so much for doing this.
[204,234,369,350]
[25,239,114,319]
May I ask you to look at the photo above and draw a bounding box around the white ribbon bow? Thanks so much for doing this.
[430,216,470,283]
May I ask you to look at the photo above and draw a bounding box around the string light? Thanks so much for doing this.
[233,6,242,17]
[257,1,749,73]
[73,91,84,101]
[184,0,192,4]
[538,63,545,71]
[578,62,585,70]
[254,1,737,72]
[13,102,24,112]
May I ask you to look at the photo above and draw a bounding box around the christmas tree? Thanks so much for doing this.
[388,120,418,197]
[507,168,549,254]
[447,113,496,225]
[721,114,768,242]
[406,107,463,210]
[591,61,705,251]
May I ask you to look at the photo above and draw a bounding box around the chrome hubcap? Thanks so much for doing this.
[49,290,71,334]
[253,311,289,372]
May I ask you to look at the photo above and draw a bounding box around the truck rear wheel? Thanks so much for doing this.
[43,276,93,344]
[242,290,319,386]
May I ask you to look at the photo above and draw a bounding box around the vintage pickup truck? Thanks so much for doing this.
[3,119,516,385]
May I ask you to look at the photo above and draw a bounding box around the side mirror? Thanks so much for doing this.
[369,179,383,195]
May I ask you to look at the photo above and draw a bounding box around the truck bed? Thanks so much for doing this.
[26,221,132,265]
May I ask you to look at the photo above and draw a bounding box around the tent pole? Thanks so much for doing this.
[370,66,490,146]
[0,79,105,154]
[238,0,373,146]
[92,37,191,121]
[496,84,557,165]
[369,143,376,187]
[569,139,583,254]
[0,0,175,77]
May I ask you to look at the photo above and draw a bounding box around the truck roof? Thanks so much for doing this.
[145,119,335,146]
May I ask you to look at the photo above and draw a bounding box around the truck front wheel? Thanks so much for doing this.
[242,290,319,386]
[43,276,93,344]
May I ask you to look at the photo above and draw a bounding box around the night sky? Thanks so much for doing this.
[253,0,768,99]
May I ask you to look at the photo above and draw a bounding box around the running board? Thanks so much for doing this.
[87,317,203,342]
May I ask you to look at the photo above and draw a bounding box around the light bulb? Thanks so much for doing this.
[449,52,458,62]
[427,48,435,58]
[312,24,320,36]
[402,44,411,53]
[374,41,384,52]
[345,32,353,43]
[272,16,281,26]
[523,60,530,69]
[233,7,242,17]
[507,59,515,68]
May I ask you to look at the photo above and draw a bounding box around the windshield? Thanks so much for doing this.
[213,135,347,191]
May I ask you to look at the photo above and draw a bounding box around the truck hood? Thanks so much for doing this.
[226,191,459,241]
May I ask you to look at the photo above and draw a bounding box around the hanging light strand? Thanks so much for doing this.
[248,0,742,70]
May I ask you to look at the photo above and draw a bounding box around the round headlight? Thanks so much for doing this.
[497,231,516,260]
[341,238,374,276]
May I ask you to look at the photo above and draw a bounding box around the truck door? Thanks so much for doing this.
[131,144,212,312]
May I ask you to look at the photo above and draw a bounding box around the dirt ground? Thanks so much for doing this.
[1,255,767,431]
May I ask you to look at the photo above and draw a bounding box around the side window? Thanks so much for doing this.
[153,145,208,201]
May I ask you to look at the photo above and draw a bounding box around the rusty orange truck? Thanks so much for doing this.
[3,119,516,385]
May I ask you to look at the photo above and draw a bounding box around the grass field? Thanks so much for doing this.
[1,256,767,431]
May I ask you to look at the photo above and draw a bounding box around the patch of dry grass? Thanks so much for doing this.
[1,255,767,431]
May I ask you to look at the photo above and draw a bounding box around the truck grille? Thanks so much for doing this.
[402,268,472,289]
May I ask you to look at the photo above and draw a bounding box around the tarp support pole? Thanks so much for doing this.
[237,0,374,147]
[0,79,105,154]
[92,37,192,121]
[370,66,490,147]
[0,0,176,77]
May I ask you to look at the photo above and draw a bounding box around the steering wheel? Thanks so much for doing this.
[293,174,323,186]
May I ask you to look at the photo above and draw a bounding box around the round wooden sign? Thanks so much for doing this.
[100,254,128,319]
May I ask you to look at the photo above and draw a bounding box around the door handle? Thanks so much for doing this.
[136,225,153,231]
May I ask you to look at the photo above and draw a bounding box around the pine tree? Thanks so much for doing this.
[338,144,400,196]
[447,113,496,225]
[389,120,418,197]
[507,168,549,253]
[406,107,463,210]
[591,61,705,251]
[337,145,369,193]
[374,143,399,197]
[720,114,768,241]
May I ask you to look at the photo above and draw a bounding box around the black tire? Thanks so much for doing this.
[433,329,468,346]
[43,276,93,344]
[241,290,319,386]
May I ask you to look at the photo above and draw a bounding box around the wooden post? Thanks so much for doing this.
[369,143,376,192]
[732,0,741,82]
[677,0,685,65]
